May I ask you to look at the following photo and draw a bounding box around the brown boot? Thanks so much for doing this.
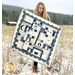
[47,66,52,71]
[32,66,38,73]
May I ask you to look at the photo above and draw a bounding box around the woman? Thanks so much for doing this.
[23,1,62,73]
[32,2,52,72]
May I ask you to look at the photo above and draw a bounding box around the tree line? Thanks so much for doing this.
[2,9,73,25]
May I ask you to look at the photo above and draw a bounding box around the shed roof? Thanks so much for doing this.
[7,21,17,24]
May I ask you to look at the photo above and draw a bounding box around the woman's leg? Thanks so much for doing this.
[34,61,38,66]
[33,61,38,72]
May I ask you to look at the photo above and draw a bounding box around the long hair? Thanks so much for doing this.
[33,2,51,21]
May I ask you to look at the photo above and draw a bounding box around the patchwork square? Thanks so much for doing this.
[31,48,42,58]
[12,9,62,67]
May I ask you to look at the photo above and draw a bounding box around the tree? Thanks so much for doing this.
[2,9,7,23]
[51,13,57,24]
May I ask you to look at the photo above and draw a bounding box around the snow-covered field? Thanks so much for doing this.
[2,24,73,75]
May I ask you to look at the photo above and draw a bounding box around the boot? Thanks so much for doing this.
[32,66,38,73]
[47,66,52,71]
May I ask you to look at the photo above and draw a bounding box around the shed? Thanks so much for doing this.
[6,21,17,26]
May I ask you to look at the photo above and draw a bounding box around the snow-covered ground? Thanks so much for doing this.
[2,25,73,75]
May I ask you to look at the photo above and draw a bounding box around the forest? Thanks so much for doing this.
[2,4,73,25]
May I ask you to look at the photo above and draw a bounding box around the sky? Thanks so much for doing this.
[2,0,73,15]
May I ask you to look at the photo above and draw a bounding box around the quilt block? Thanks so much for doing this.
[12,9,62,67]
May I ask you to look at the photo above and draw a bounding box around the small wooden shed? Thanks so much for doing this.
[6,21,17,26]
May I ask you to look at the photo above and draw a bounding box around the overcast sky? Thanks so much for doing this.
[2,0,73,15]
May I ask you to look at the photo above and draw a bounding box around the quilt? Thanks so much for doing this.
[11,9,62,67]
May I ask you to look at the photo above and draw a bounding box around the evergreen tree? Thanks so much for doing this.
[51,13,57,24]
[2,9,6,23]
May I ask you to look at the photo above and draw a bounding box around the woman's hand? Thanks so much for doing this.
[23,8,27,10]
[59,25,62,28]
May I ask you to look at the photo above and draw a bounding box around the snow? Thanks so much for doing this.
[2,39,73,75]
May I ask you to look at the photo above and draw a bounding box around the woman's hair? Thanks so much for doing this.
[33,2,51,21]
